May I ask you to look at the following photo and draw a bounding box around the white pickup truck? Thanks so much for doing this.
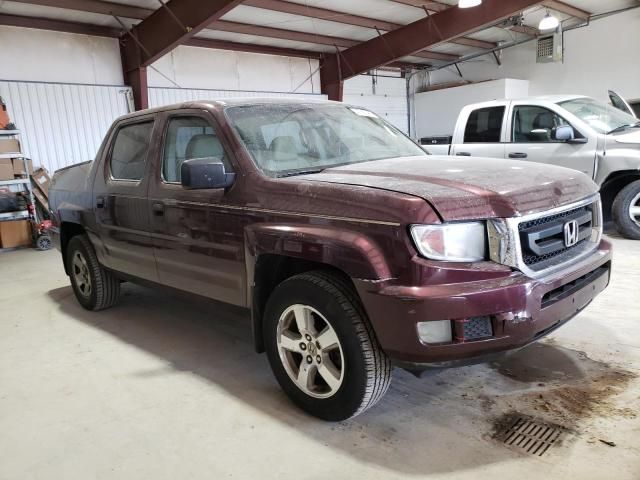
[423,93,640,239]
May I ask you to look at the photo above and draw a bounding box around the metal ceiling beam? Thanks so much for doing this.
[120,0,244,70]
[9,0,151,19]
[7,0,467,61]
[321,0,544,101]
[209,20,459,61]
[0,12,120,37]
[185,37,322,59]
[119,0,244,110]
[243,0,496,50]
[541,0,590,20]
[390,0,541,38]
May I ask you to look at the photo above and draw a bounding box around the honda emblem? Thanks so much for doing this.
[564,220,579,247]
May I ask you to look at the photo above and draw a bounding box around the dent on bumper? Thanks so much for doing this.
[355,239,612,366]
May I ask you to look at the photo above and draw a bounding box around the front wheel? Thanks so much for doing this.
[67,235,120,310]
[612,180,640,240]
[263,271,391,421]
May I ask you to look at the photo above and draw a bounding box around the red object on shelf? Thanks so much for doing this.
[0,97,10,129]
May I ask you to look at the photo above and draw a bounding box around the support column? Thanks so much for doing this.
[124,66,149,111]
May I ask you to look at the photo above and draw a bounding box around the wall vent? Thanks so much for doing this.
[536,30,563,63]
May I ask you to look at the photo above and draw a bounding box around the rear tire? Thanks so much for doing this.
[612,180,640,240]
[67,235,120,310]
[263,271,391,421]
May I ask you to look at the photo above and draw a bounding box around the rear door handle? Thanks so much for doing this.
[96,197,104,209]
[509,152,528,159]
[456,152,471,156]
[152,202,164,216]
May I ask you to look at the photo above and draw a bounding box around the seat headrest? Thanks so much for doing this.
[269,136,298,161]
[186,134,224,160]
[533,112,555,130]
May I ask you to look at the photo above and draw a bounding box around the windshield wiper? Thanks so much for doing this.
[276,168,325,178]
[608,121,640,134]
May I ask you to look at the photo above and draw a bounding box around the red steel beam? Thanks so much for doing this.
[8,0,473,59]
[541,0,590,20]
[321,0,543,100]
[209,20,458,62]
[120,0,244,71]
[244,0,496,50]
[0,12,120,37]
[185,38,323,59]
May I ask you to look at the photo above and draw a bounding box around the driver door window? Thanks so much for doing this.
[162,116,231,183]
[512,106,570,143]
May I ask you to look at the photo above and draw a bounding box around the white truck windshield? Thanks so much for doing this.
[559,97,639,134]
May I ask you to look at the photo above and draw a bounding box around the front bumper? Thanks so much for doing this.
[354,239,612,368]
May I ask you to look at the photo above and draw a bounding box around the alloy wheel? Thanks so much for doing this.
[72,251,92,297]
[629,192,640,228]
[276,304,344,399]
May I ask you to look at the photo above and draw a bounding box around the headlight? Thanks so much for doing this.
[410,222,487,262]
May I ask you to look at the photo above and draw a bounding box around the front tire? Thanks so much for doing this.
[67,235,120,310]
[612,180,640,240]
[263,271,391,421]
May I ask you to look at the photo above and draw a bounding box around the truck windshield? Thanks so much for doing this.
[558,97,639,134]
[225,103,425,177]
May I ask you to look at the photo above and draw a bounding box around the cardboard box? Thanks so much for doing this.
[31,168,51,197]
[0,138,20,154]
[12,158,33,176]
[0,220,32,248]
[0,159,13,180]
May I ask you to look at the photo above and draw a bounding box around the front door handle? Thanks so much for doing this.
[509,152,528,159]
[456,152,471,156]
[152,202,164,216]
[96,197,104,209]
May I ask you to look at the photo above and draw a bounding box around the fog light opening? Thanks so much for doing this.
[417,320,453,344]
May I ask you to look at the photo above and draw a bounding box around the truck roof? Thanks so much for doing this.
[508,94,587,103]
[119,96,339,121]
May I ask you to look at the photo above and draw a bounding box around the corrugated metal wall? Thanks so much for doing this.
[148,87,326,108]
[0,80,130,173]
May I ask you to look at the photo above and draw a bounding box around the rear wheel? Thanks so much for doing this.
[612,180,640,240]
[67,235,120,310]
[263,271,391,421]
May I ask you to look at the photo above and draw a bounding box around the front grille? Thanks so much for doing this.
[518,204,594,271]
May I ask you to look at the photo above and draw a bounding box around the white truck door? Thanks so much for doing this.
[449,102,507,159]
[504,103,597,177]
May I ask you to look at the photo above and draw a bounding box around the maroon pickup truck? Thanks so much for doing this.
[49,99,612,421]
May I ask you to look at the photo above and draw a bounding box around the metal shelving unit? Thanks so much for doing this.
[0,130,37,250]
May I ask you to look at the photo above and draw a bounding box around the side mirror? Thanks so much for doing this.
[554,125,574,141]
[181,157,235,190]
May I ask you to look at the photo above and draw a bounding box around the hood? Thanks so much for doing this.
[613,129,640,145]
[297,156,598,221]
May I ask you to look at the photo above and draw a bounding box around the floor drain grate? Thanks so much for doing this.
[496,416,565,456]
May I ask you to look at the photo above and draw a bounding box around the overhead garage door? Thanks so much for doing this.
[343,74,408,134]
[0,80,130,173]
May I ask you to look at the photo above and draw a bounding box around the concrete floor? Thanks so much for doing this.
[1,234,638,480]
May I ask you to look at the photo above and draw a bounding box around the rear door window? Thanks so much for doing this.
[463,106,505,143]
[110,121,154,181]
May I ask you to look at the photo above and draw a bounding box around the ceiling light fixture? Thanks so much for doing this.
[459,0,482,8]
[539,10,560,31]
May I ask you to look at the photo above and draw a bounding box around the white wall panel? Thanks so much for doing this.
[0,80,130,172]
[149,45,321,94]
[148,87,324,108]
[422,9,640,104]
[0,26,123,85]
